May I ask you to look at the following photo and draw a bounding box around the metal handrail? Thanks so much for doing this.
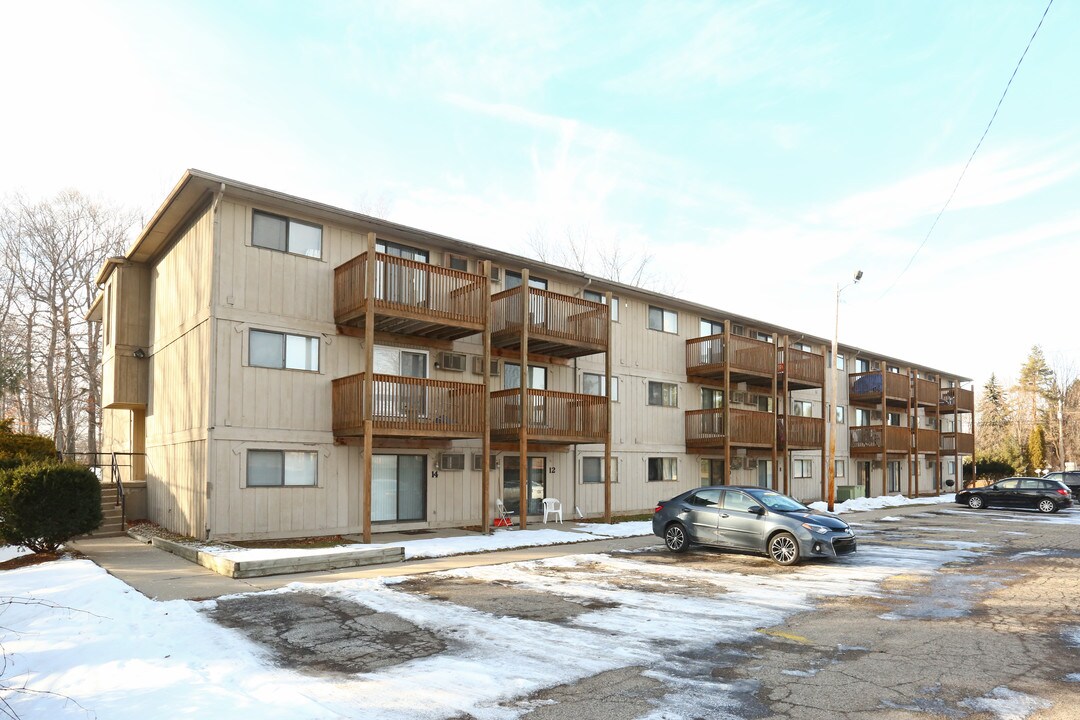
[61,451,146,532]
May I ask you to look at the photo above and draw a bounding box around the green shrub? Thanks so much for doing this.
[0,430,57,462]
[0,462,102,553]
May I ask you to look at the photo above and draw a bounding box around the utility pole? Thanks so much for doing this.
[827,270,862,513]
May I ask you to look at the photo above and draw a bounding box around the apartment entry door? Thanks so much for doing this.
[857,461,872,498]
[503,456,546,516]
[700,458,725,486]
[372,454,426,523]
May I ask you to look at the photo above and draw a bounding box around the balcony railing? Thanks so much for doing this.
[941,432,975,454]
[782,415,825,448]
[490,286,608,358]
[849,425,910,453]
[686,334,776,383]
[684,408,775,448]
[489,389,607,444]
[848,371,909,404]
[334,252,487,340]
[940,387,975,413]
[915,377,939,406]
[332,373,486,438]
[916,427,939,453]
[780,347,825,389]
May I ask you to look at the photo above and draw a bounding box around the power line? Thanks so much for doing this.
[880,0,1055,298]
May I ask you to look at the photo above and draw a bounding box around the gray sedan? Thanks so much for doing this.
[652,486,856,565]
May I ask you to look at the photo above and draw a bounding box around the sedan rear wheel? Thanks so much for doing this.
[664,523,689,553]
[967,495,985,510]
[1037,498,1057,514]
[768,532,800,566]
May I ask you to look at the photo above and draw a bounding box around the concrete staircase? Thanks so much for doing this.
[94,484,126,537]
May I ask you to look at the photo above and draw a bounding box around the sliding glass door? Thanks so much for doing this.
[372,454,426,522]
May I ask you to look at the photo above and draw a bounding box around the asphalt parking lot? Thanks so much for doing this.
[206,505,1080,720]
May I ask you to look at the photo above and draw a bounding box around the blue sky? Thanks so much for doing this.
[2,0,1077,387]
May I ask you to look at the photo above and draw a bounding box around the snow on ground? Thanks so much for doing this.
[0,545,31,563]
[211,521,653,563]
[2,542,976,720]
[959,686,1052,720]
[808,493,955,514]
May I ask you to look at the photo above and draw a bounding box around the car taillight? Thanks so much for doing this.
[654,503,665,513]
[1057,489,1070,496]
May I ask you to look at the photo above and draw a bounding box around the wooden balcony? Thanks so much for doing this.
[915,377,939,407]
[779,347,824,390]
[849,425,911,454]
[940,387,974,414]
[490,286,608,359]
[489,389,607,444]
[334,252,487,341]
[332,373,485,439]
[916,427,939,453]
[848,371,910,407]
[686,334,776,386]
[941,432,975,455]
[685,408,775,449]
[781,415,825,449]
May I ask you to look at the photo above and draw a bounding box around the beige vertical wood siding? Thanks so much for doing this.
[140,207,214,536]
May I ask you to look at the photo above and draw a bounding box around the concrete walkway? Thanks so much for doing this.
[68,532,661,601]
[69,502,950,602]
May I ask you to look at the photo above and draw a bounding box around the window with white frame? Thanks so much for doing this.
[835,459,845,478]
[792,400,813,417]
[247,450,317,487]
[647,457,677,482]
[648,381,679,407]
[887,412,902,427]
[648,306,678,333]
[583,290,619,322]
[854,407,873,426]
[836,405,846,424]
[793,342,812,352]
[252,210,322,258]
[756,395,773,412]
[582,372,618,401]
[836,354,845,370]
[793,459,813,478]
[249,329,319,371]
[377,239,429,262]
[582,456,618,484]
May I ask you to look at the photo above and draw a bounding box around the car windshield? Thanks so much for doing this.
[750,491,808,512]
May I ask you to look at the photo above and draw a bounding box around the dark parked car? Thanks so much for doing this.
[652,486,856,565]
[1042,471,1080,500]
[956,477,1073,513]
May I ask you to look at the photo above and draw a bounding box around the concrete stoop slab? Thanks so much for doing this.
[148,536,404,578]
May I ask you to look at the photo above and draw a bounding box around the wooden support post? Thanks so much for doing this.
[907,368,914,497]
[771,333,778,491]
[723,320,731,484]
[518,269,530,530]
[481,260,492,534]
[604,291,613,523]
[362,232,377,544]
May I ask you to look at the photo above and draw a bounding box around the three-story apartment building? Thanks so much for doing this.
[91,170,974,541]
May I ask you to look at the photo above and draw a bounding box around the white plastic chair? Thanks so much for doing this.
[495,498,515,528]
[542,498,563,524]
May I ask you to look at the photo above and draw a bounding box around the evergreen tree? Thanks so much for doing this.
[1028,425,1046,473]
[976,374,1011,463]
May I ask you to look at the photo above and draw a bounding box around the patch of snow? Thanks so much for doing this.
[206,522,654,564]
[959,686,1051,720]
[1065,673,1080,683]
[1063,627,1080,647]
[876,516,903,522]
[808,493,955,515]
[921,540,991,550]
[0,545,32,563]
[781,669,818,677]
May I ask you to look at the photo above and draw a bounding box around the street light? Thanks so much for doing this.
[827,270,863,512]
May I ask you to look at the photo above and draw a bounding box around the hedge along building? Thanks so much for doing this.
[90,170,974,542]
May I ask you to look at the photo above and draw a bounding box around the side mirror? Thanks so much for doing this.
[945,480,955,488]
[748,505,765,516]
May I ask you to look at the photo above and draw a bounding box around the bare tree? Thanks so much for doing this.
[0,191,135,453]
[526,223,663,290]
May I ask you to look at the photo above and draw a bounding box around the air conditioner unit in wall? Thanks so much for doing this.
[472,357,500,376]
[490,267,501,283]
[732,392,748,404]
[439,352,467,372]
[731,457,744,470]
[746,458,759,470]
[439,453,465,471]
